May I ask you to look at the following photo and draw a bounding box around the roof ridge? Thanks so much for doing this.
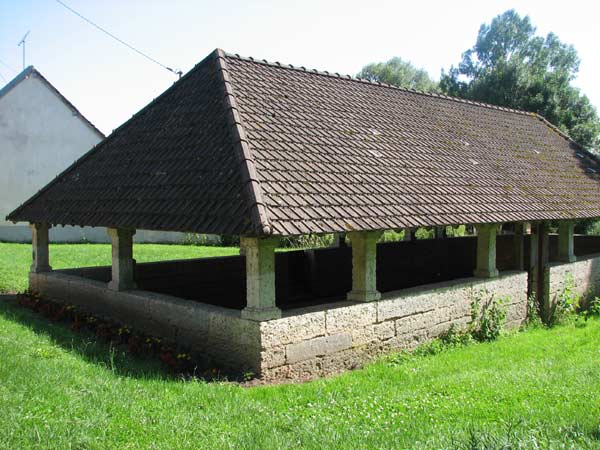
[214,49,272,235]
[0,66,34,100]
[223,51,537,118]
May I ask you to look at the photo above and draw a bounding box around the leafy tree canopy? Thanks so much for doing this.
[357,57,439,92]
[440,9,600,149]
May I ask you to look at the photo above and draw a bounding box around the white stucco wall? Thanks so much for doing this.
[0,70,187,243]
[0,71,101,240]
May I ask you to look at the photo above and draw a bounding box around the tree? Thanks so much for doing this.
[357,57,438,92]
[440,9,600,149]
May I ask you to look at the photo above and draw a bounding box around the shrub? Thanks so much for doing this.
[546,273,580,327]
[581,219,600,236]
[415,227,434,239]
[439,323,473,346]
[470,289,508,342]
[525,294,543,328]
[445,225,467,237]
[378,229,405,243]
[279,234,334,249]
[386,290,509,368]
[580,296,600,321]
[181,233,221,246]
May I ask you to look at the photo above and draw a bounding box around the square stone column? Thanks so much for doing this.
[557,221,576,263]
[527,224,539,299]
[473,223,500,278]
[29,223,52,273]
[241,237,281,321]
[532,222,551,323]
[347,231,382,302]
[107,228,137,291]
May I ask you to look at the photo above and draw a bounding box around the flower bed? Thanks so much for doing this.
[15,291,240,381]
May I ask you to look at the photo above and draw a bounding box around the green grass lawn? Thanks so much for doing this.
[0,295,599,449]
[0,243,239,293]
[1,242,600,448]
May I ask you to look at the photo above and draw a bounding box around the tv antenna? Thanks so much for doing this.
[18,31,30,70]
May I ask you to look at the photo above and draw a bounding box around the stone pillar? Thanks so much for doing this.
[527,224,539,299]
[107,228,137,291]
[30,223,52,273]
[403,228,412,241]
[513,222,527,271]
[347,231,382,302]
[241,237,281,321]
[473,223,499,278]
[557,221,576,263]
[533,222,551,323]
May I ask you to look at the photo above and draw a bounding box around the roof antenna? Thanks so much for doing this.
[18,31,30,70]
[166,66,183,79]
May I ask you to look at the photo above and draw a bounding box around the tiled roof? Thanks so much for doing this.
[0,66,104,139]
[7,49,600,236]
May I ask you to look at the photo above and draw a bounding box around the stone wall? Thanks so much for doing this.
[548,253,600,305]
[29,271,261,371]
[25,239,600,381]
[30,270,528,381]
[259,271,528,380]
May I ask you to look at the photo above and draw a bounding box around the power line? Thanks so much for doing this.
[0,57,17,73]
[53,0,182,78]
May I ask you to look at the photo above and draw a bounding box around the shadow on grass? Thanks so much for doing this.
[0,295,174,380]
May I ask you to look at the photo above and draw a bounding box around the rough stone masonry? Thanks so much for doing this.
[30,269,530,381]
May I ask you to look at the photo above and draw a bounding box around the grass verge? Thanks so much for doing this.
[0,296,599,449]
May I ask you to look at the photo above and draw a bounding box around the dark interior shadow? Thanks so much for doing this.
[589,256,600,302]
[0,296,196,381]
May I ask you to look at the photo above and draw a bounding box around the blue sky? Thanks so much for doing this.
[1,0,598,135]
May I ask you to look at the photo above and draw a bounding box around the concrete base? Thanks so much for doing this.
[346,290,381,302]
[241,306,282,321]
[473,268,499,278]
[107,279,137,291]
[30,269,530,381]
[30,265,52,273]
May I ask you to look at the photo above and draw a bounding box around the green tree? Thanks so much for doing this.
[440,9,600,149]
[357,57,438,92]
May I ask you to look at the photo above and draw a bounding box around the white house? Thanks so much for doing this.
[0,66,189,243]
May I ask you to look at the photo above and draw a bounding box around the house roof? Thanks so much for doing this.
[7,49,600,236]
[0,66,104,139]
